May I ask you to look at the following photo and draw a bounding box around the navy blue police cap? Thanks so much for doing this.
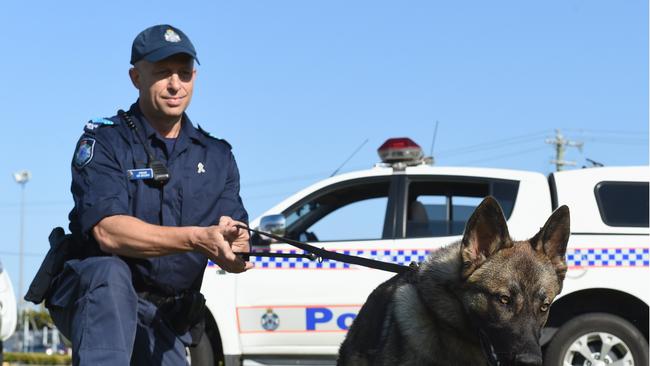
[130,24,199,65]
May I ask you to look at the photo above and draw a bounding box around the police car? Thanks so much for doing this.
[194,138,649,366]
[0,259,17,363]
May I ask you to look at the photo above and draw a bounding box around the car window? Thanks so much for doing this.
[405,177,519,238]
[595,181,649,227]
[307,197,388,241]
[284,179,391,242]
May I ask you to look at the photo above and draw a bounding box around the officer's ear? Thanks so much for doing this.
[129,67,141,90]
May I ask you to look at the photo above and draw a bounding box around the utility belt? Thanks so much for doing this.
[136,289,206,342]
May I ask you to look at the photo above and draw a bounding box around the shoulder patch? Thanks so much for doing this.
[74,138,95,168]
[84,117,117,132]
[198,125,232,149]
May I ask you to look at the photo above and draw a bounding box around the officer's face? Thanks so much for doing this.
[130,54,196,124]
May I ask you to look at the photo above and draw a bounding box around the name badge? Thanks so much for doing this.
[127,168,154,180]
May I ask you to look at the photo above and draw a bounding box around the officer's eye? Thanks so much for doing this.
[179,70,193,81]
[154,69,172,78]
[499,295,510,305]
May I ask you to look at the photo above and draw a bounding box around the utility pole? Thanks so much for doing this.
[13,170,31,309]
[13,170,31,352]
[545,129,583,171]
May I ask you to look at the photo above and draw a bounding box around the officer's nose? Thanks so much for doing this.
[167,73,182,92]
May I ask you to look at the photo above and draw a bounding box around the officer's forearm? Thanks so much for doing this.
[92,215,198,258]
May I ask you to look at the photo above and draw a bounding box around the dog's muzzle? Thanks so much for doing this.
[478,330,542,366]
[479,330,501,366]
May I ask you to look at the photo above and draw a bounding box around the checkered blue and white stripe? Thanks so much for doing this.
[209,247,649,270]
[249,249,430,269]
[566,248,650,268]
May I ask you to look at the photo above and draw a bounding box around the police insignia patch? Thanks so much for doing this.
[74,138,95,168]
[164,29,181,43]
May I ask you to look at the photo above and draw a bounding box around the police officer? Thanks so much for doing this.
[46,24,252,365]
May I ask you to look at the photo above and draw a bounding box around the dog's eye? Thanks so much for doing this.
[499,295,510,305]
[540,303,550,312]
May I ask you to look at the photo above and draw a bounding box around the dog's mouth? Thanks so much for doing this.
[478,330,501,366]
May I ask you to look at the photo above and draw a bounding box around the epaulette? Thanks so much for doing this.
[84,117,117,133]
[198,124,232,150]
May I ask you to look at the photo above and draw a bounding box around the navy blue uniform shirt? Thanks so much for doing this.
[68,102,248,295]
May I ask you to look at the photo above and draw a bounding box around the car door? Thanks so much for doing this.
[235,176,400,353]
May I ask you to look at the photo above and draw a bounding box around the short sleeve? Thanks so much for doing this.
[70,131,129,236]
[213,150,248,223]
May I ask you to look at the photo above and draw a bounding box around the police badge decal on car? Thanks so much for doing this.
[261,308,280,331]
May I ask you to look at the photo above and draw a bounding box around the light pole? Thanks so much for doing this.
[13,170,31,308]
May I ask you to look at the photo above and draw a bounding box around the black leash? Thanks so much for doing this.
[235,225,412,274]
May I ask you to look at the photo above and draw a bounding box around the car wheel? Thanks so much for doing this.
[544,313,648,366]
[188,334,215,366]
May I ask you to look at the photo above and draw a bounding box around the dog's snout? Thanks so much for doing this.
[514,353,542,366]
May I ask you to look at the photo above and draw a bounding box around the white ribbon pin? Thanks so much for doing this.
[197,162,206,174]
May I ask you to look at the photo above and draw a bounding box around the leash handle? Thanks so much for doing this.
[236,224,411,274]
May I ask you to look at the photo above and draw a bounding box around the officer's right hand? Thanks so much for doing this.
[193,226,253,273]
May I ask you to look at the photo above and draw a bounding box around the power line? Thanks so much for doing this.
[242,173,326,188]
[242,164,369,188]
[243,191,298,201]
[437,130,550,157]
[562,128,648,136]
[581,137,648,145]
[454,146,548,165]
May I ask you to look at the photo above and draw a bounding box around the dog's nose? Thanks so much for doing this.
[514,353,542,366]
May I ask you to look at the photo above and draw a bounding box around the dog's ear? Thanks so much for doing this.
[461,196,512,278]
[530,205,570,282]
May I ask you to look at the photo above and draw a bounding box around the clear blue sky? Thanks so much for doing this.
[0,0,647,301]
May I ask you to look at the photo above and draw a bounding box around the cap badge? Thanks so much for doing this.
[164,29,181,43]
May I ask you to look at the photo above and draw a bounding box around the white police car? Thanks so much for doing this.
[194,138,649,366]
[0,259,17,362]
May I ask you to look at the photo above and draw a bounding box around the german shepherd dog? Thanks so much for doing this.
[338,197,569,366]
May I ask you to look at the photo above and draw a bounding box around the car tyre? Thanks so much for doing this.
[188,333,215,366]
[544,312,648,366]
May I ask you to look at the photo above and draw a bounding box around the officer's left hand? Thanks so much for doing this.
[219,216,251,257]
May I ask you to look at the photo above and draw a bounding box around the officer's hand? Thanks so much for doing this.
[195,225,252,273]
[218,216,251,255]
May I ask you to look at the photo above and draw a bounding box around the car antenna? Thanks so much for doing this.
[585,158,604,167]
[330,138,369,177]
[428,120,439,164]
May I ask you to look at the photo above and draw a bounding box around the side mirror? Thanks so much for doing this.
[252,214,286,247]
[260,214,286,236]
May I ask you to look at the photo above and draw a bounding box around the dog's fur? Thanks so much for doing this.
[338,197,570,366]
